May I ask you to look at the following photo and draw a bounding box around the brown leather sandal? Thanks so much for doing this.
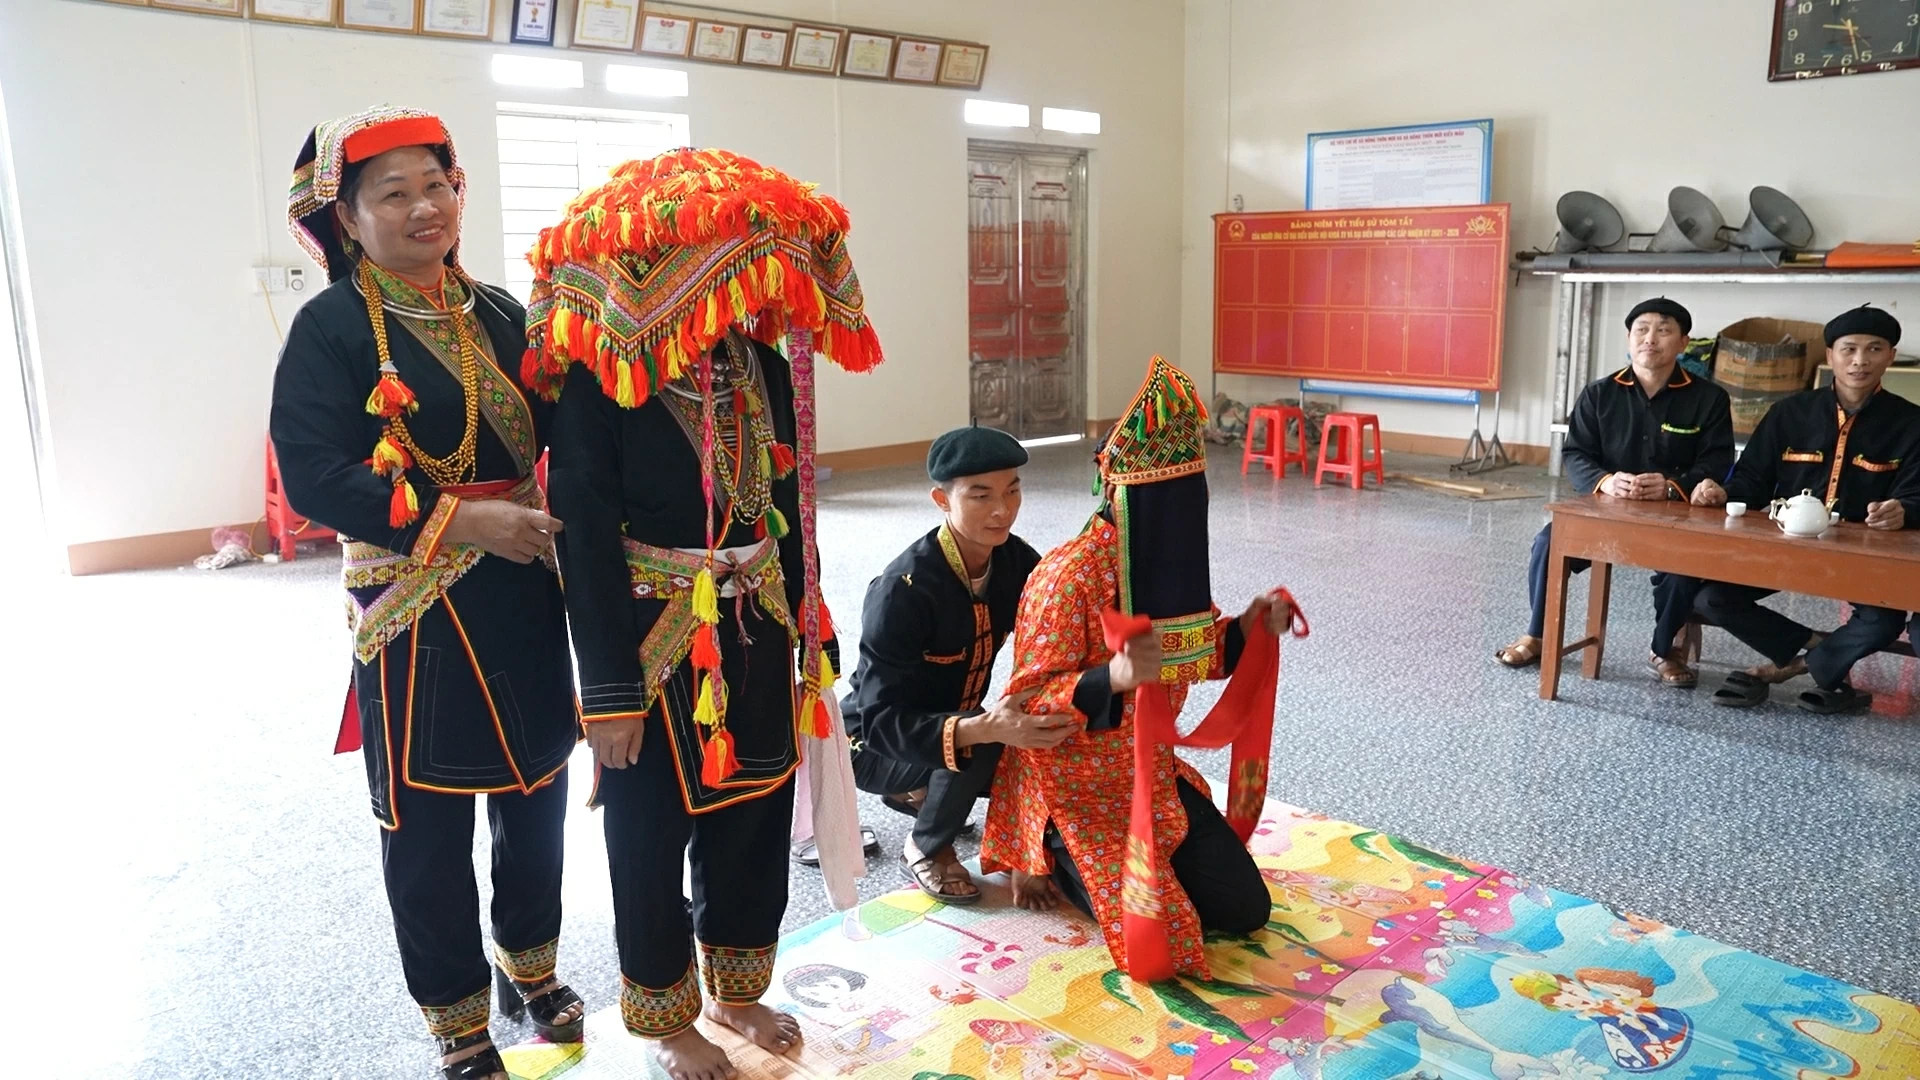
[1495,636,1542,668]
[903,850,981,906]
[1648,650,1697,688]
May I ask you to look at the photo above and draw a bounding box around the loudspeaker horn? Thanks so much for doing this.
[1725,185,1814,251]
[1647,186,1728,253]
[1552,191,1626,253]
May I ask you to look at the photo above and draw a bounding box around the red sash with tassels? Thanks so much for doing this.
[1101,590,1308,983]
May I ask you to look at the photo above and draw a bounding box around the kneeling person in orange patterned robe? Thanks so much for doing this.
[979,356,1299,980]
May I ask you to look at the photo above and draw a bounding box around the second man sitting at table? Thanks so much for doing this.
[1495,297,1734,687]
[1690,304,1920,713]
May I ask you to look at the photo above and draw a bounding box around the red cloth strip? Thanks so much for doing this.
[343,116,446,164]
[1101,590,1305,981]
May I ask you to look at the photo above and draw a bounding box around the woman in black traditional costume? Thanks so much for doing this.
[269,106,584,1080]
[528,148,882,1080]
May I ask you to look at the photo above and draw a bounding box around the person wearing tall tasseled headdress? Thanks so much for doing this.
[271,106,584,1080]
[979,356,1308,982]
[528,149,881,1078]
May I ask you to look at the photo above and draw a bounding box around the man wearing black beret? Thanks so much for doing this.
[1497,297,1735,687]
[1691,304,1920,713]
[833,424,1074,903]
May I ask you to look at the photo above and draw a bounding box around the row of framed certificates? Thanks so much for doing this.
[99,0,991,90]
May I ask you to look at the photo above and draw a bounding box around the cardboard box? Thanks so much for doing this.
[1713,317,1824,436]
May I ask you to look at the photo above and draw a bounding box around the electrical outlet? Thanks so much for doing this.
[252,265,311,295]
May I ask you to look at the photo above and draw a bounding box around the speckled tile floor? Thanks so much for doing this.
[18,444,1916,1078]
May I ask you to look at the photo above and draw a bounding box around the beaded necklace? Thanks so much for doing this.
[358,259,485,524]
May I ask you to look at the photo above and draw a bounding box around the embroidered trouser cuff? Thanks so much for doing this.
[493,937,559,985]
[420,987,491,1041]
[621,963,703,1039]
[699,940,777,1006]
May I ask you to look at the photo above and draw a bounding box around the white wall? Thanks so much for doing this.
[0,0,1183,547]
[1182,0,1920,449]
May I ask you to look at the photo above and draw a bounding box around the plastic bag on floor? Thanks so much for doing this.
[195,527,259,570]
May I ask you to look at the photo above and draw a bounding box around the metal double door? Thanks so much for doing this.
[966,145,1087,441]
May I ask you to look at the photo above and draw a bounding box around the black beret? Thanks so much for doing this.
[1823,304,1901,347]
[927,423,1027,482]
[1625,296,1692,336]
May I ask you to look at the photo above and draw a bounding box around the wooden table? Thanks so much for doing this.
[1539,498,1920,700]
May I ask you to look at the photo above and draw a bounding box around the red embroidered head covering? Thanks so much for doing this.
[288,105,463,282]
[1098,356,1216,683]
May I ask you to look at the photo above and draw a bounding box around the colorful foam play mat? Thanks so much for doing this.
[504,799,1919,1079]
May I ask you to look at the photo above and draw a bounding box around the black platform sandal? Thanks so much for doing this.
[439,1029,508,1080]
[495,966,587,1043]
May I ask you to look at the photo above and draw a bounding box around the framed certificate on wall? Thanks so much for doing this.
[639,14,694,57]
[152,0,242,13]
[509,0,555,45]
[690,21,743,64]
[250,0,336,23]
[740,26,791,68]
[788,25,843,74]
[340,0,418,32]
[421,0,492,38]
[572,0,641,51]
[937,42,989,89]
[841,31,894,79]
[892,38,942,83]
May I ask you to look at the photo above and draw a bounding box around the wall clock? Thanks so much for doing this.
[1770,0,1920,79]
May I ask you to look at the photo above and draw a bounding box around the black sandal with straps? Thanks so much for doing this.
[439,1030,508,1080]
[495,966,586,1043]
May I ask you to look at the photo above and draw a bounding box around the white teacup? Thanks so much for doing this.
[1725,502,1747,517]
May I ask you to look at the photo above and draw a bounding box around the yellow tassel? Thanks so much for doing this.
[818,648,836,689]
[615,359,636,407]
[619,210,634,245]
[727,278,749,320]
[702,290,722,337]
[552,307,572,350]
[693,674,718,728]
[762,254,784,298]
[370,435,408,475]
[692,567,719,624]
[663,337,687,379]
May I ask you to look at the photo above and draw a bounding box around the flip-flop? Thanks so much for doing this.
[1796,685,1872,714]
[791,827,879,866]
[1709,671,1768,708]
[903,852,982,906]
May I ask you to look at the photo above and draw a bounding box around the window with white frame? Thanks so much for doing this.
[495,102,690,299]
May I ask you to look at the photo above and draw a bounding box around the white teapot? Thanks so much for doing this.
[1769,489,1830,537]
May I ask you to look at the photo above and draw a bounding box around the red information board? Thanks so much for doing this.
[1213,204,1509,391]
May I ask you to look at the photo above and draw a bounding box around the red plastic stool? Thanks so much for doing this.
[1241,404,1310,477]
[265,436,336,561]
[1314,412,1385,489]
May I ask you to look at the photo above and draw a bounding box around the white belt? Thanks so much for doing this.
[675,541,776,598]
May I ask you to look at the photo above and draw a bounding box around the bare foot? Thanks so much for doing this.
[1745,656,1809,684]
[1011,870,1065,912]
[706,1001,802,1055]
[654,1026,737,1080]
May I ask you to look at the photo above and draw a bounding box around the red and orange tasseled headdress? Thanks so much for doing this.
[520,147,881,406]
